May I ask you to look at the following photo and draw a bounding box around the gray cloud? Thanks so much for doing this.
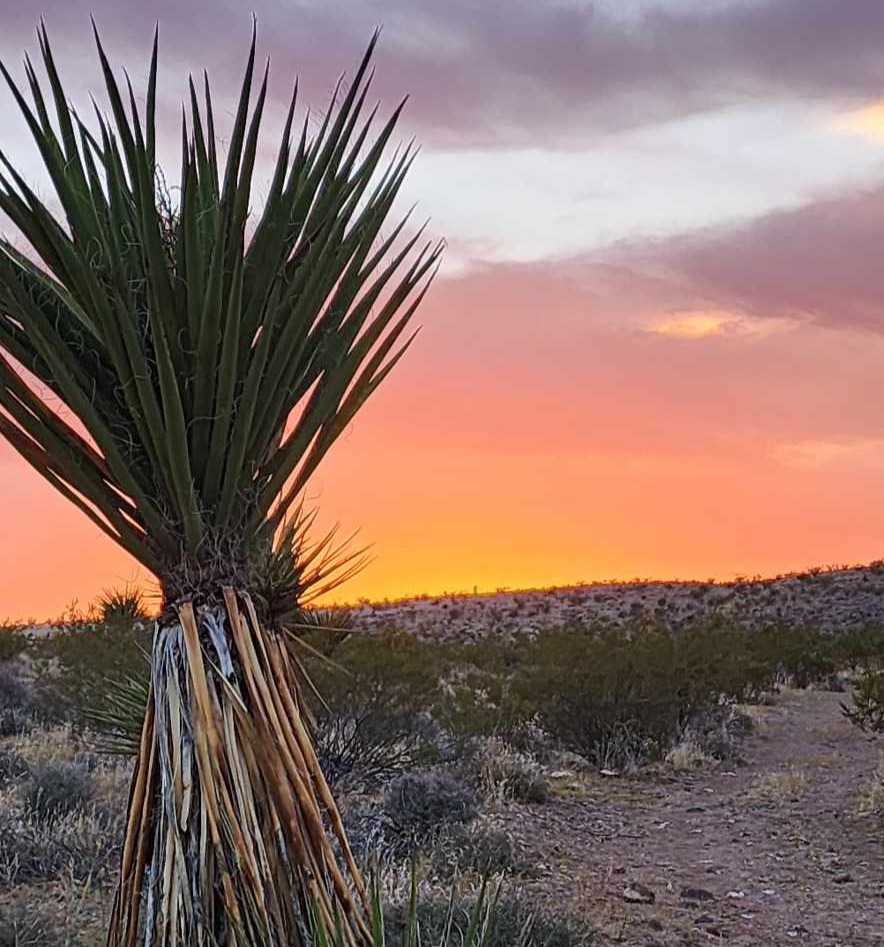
[3,0,884,148]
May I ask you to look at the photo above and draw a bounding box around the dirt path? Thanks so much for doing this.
[502,689,884,946]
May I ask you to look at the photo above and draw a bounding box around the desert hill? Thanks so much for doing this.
[349,563,884,640]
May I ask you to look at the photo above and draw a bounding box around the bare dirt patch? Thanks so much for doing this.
[501,689,884,946]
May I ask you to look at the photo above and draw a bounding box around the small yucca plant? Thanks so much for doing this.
[0,19,439,947]
[95,586,149,624]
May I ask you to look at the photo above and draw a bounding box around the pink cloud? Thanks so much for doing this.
[609,180,884,333]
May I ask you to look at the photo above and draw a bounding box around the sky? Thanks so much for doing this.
[2,0,884,618]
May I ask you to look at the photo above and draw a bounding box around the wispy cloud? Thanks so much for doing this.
[773,437,884,470]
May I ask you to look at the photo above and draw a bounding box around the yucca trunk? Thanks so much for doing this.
[110,589,370,947]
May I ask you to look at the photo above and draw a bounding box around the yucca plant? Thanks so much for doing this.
[0,20,440,947]
[96,585,150,624]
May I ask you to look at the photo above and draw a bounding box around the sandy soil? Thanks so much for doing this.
[501,689,884,946]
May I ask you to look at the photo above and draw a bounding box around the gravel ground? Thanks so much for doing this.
[496,688,884,946]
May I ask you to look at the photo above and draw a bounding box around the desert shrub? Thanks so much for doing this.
[446,625,734,756]
[343,801,515,872]
[685,704,752,762]
[666,705,751,770]
[434,641,528,745]
[745,624,884,691]
[0,902,85,947]
[0,664,35,737]
[308,621,884,780]
[430,823,520,877]
[0,663,32,712]
[0,631,28,664]
[304,631,444,791]
[0,805,123,886]
[460,737,549,804]
[22,761,93,825]
[383,771,480,844]
[752,626,839,689]
[383,890,595,947]
[440,622,816,771]
[843,664,884,734]
[833,629,884,741]
[0,746,29,788]
[830,625,884,669]
[503,627,718,769]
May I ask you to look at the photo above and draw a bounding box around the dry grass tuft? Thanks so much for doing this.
[855,752,884,816]
[735,703,773,735]
[463,737,549,804]
[665,736,715,771]
[10,726,79,766]
[747,768,811,801]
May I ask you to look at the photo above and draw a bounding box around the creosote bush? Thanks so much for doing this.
[843,664,884,734]
[420,622,884,771]
[0,632,27,663]
[41,616,884,787]
[28,625,151,726]
[0,663,31,711]
[21,615,884,797]
[304,630,443,791]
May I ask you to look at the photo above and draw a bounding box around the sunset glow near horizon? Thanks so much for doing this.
[3,0,884,620]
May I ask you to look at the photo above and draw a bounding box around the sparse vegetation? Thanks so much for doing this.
[1,604,883,943]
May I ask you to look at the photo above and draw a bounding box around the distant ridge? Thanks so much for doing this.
[346,562,884,640]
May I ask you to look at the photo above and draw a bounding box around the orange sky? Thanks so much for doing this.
[3,265,884,621]
[2,3,884,620]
